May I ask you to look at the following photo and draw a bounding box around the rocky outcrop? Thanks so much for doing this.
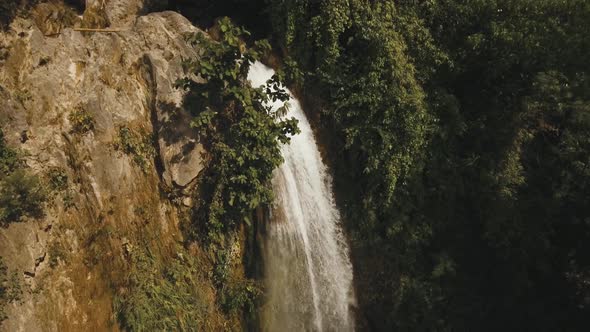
[0,2,207,330]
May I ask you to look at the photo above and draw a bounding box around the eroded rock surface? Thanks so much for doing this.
[0,3,205,331]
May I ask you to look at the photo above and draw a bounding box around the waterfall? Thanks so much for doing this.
[248,62,356,332]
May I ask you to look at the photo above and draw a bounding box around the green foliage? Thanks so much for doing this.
[405,1,590,329]
[210,245,262,316]
[269,1,431,206]
[68,108,95,134]
[176,18,295,324]
[115,247,208,332]
[0,131,46,226]
[219,278,261,315]
[0,130,20,176]
[114,127,156,173]
[264,3,436,327]
[46,167,68,192]
[264,0,590,330]
[178,17,299,241]
[0,257,22,323]
[282,56,304,87]
[45,167,74,208]
[0,170,46,225]
[48,241,69,268]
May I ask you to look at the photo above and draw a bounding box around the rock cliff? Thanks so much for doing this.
[0,1,219,330]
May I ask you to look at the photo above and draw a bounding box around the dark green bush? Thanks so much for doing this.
[219,277,262,315]
[114,247,209,331]
[0,130,46,226]
[114,127,156,173]
[48,241,69,268]
[46,167,68,191]
[0,169,46,226]
[0,130,20,176]
[0,257,21,323]
[68,109,95,134]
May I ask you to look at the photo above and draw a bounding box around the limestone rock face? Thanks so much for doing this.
[84,0,170,27]
[0,7,205,331]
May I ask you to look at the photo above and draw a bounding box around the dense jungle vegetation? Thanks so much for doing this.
[272,1,590,330]
[1,0,588,330]
[171,0,590,330]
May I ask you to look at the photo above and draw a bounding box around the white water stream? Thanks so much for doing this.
[248,62,356,332]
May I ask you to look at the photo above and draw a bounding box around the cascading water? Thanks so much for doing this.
[248,62,356,332]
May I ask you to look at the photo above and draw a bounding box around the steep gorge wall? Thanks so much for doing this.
[0,2,224,330]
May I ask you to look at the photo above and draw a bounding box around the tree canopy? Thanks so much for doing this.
[260,0,590,330]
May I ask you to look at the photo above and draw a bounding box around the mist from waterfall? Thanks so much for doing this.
[248,62,356,332]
